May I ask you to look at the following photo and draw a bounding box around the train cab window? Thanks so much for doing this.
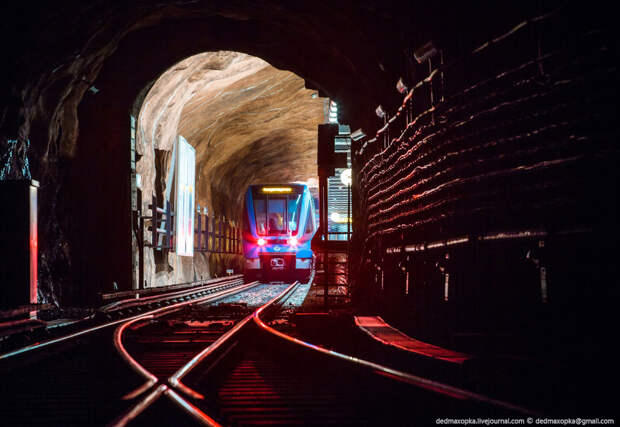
[267,198,286,234]
[254,199,267,235]
[305,207,314,234]
[287,195,301,232]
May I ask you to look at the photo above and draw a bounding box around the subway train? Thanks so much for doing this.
[242,184,317,283]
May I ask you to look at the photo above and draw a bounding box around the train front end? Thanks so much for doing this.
[242,184,317,283]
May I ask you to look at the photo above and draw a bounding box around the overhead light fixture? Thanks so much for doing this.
[330,212,352,223]
[340,169,352,186]
[351,128,366,141]
[414,41,438,63]
[396,77,408,94]
[375,105,386,119]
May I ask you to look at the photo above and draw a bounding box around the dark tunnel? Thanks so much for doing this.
[0,0,618,422]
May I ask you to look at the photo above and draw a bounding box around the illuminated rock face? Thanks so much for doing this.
[136,51,324,285]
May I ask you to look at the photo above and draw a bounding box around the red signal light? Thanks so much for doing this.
[288,236,298,246]
[257,238,266,246]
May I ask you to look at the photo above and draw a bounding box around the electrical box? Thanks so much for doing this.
[0,180,38,309]
[317,124,347,177]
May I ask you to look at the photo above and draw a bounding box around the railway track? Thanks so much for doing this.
[0,276,256,426]
[120,282,536,426]
[1,278,537,425]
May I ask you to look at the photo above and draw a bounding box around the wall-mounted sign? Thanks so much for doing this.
[175,135,195,256]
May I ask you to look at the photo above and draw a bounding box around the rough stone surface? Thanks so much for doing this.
[0,0,570,304]
[136,51,323,286]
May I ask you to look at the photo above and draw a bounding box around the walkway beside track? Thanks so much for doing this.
[355,316,472,364]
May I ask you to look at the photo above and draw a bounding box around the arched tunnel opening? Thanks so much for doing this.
[133,51,325,287]
[0,1,617,422]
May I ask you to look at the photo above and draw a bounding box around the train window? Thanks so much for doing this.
[267,198,286,234]
[287,195,301,232]
[254,199,266,235]
[305,205,314,233]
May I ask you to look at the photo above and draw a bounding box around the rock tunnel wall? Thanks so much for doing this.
[133,51,324,287]
[351,9,618,352]
[0,0,613,310]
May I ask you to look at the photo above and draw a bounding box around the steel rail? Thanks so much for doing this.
[169,281,300,400]
[110,282,272,426]
[113,315,159,400]
[113,282,300,426]
[384,227,593,254]
[165,388,220,427]
[101,275,242,301]
[252,286,541,417]
[109,383,221,427]
[100,276,244,312]
[0,280,258,361]
[110,383,168,427]
[113,281,260,397]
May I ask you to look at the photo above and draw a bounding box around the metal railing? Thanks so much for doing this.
[145,194,173,250]
[194,213,241,255]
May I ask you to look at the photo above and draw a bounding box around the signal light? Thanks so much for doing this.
[288,236,298,246]
[257,238,266,246]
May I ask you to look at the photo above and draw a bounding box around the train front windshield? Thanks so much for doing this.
[254,194,302,235]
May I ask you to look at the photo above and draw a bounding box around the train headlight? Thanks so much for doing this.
[288,236,298,246]
[257,238,266,246]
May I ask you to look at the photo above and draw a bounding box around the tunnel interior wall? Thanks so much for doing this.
[351,10,618,359]
[0,1,613,309]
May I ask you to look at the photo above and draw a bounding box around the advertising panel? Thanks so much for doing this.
[175,135,195,256]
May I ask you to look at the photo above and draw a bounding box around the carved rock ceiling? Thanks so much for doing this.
[137,51,324,221]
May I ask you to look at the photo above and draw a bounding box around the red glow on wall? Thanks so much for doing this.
[29,185,38,305]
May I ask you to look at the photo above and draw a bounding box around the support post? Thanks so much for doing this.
[137,188,144,289]
[0,180,39,310]
[151,194,157,248]
[196,212,202,251]
[217,218,223,253]
[165,200,172,249]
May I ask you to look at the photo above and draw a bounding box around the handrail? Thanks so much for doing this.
[252,287,540,416]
